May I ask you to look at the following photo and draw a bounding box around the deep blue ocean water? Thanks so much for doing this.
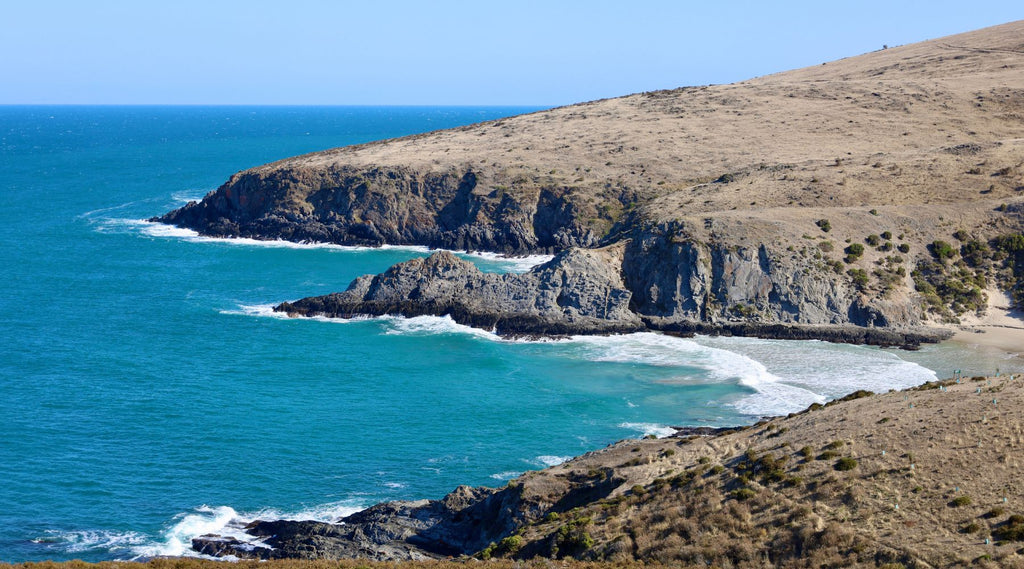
[2,106,1021,562]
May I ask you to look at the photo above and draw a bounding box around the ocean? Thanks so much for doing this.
[1,105,1020,563]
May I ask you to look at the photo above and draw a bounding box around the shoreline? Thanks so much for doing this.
[184,371,1024,566]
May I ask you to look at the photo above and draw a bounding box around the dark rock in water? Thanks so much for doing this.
[274,247,645,337]
[188,483,556,560]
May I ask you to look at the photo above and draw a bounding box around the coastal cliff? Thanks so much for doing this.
[154,21,1024,342]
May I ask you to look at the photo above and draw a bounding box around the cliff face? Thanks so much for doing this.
[155,165,607,254]
[153,21,1024,340]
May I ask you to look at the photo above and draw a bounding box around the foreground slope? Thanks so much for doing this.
[157,21,1024,340]
[193,374,1024,568]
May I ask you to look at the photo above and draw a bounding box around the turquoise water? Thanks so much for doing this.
[1,106,1020,563]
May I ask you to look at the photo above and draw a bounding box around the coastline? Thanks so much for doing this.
[186,371,1024,566]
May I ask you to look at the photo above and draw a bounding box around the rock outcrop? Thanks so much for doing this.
[275,247,644,337]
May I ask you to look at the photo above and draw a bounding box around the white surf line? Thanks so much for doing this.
[127,219,551,271]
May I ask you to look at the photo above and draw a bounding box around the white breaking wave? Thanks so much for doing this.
[382,314,499,339]
[131,501,366,559]
[133,505,242,559]
[694,335,938,415]
[463,251,553,273]
[534,455,573,467]
[34,529,147,555]
[220,303,289,319]
[104,218,547,272]
[619,422,677,438]
[490,471,523,481]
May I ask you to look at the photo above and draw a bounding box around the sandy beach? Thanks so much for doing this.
[947,288,1024,361]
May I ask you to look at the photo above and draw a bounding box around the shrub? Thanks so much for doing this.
[848,268,869,289]
[866,234,881,246]
[732,487,757,501]
[898,243,911,253]
[995,514,1024,541]
[962,522,982,534]
[954,229,970,241]
[816,219,832,232]
[961,239,990,267]
[817,240,834,252]
[931,240,956,260]
[986,507,1006,519]
[496,534,523,555]
[881,231,893,240]
[834,457,858,471]
[799,446,814,459]
[950,495,972,507]
[825,440,845,450]
[817,450,840,460]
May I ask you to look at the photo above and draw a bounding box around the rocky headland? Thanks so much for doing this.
[154,22,1024,346]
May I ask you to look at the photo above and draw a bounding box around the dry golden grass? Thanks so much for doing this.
[256,20,1024,223]
[497,374,1024,568]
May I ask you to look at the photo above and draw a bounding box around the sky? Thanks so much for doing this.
[1,1,1020,106]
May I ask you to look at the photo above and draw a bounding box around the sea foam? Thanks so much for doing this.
[129,501,367,560]
[110,219,548,272]
[618,422,677,438]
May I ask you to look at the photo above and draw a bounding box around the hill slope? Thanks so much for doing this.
[193,373,1024,568]
[155,21,1024,340]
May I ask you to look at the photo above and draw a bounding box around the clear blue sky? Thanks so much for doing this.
[2,1,1020,106]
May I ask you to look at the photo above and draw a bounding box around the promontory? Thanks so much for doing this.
[154,22,1024,342]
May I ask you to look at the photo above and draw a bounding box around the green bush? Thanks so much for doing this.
[931,240,956,260]
[866,234,881,246]
[881,231,893,240]
[834,457,858,471]
[816,219,832,232]
[961,240,990,267]
[950,495,972,507]
[996,514,1024,541]
[847,268,869,289]
[898,243,911,253]
[732,487,757,501]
